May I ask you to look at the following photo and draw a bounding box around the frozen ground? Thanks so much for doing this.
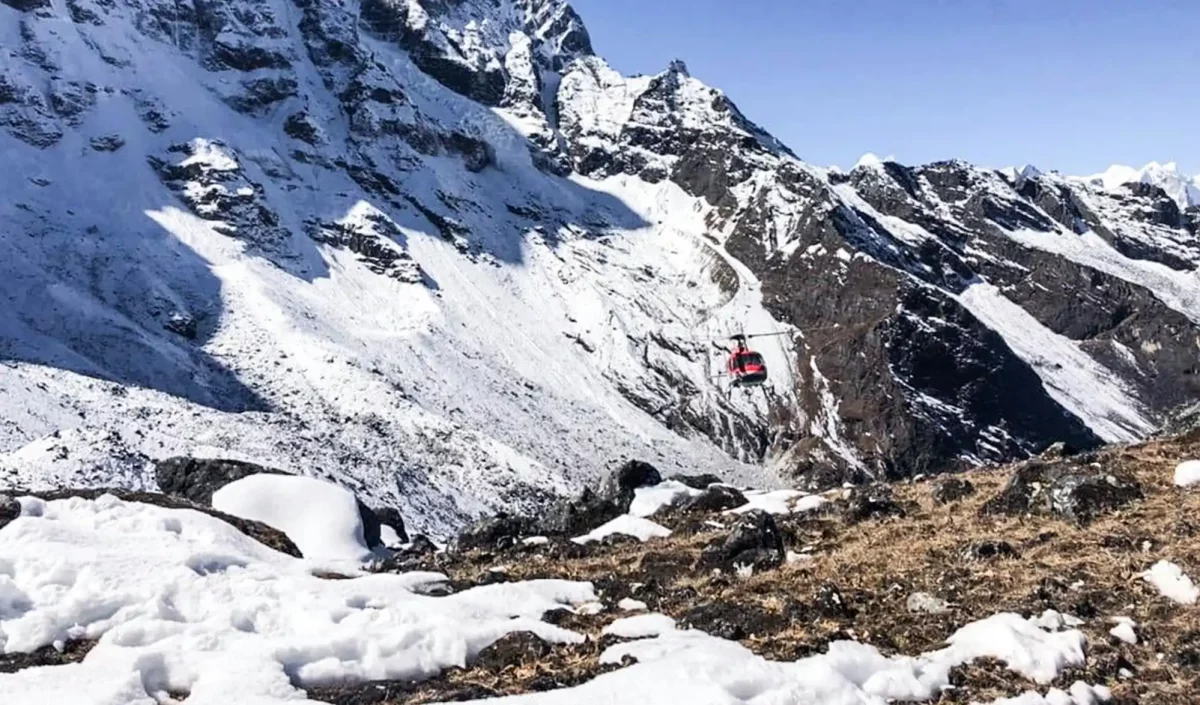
[0,494,1114,705]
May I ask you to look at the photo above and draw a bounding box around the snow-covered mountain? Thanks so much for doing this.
[1079,161,1200,211]
[2,0,1199,533]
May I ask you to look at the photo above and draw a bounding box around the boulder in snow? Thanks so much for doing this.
[361,504,408,547]
[24,488,300,557]
[681,485,749,513]
[599,460,663,512]
[538,488,622,537]
[456,513,534,552]
[0,494,19,531]
[668,473,726,490]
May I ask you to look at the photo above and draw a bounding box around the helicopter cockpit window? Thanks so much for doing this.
[742,353,764,366]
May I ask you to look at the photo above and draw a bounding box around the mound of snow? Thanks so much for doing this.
[212,474,371,562]
[629,481,702,518]
[1174,460,1200,488]
[854,152,896,169]
[571,515,671,544]
[0,495,593,703]
[1141,560,1199,604]
[939,613,1087,684]
[602,613,677,639]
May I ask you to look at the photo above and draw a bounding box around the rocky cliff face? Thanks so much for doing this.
[2,0,1198,523]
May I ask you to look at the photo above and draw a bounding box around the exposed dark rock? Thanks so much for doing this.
[843,485,905,523]
[371,506,408,545]
[0,639,96,673]
[225,76,298,114]
[150,140,288,251]
[961,540,1019,562]
[680,602,785,641]
[164,311,198,339]
[599,460,663,511]
[680,485,748,513]
[1,0,50,11]
[357,500,409,550]
[472,632,552,669]
[306,211,428,284]
[456,513,533,552]
[444,131,494,172]
[537,488,621,537]
[814,583,856,620]
[980,459,1144,524]
[932,477,976,504]
[0,494,19,531]
[48,80,95,124]
[66,0,106,25]
[707,509,784,572]
[210,39,291,72]
[668,473,725,490]
[404,534,436,556]
[89,134,125,152]
[284,112,321,144]
[155,456,287,506]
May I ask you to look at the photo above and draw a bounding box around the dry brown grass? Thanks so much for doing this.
[396,431,1200,704]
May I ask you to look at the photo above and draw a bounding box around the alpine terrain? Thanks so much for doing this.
[3,0,1200,703]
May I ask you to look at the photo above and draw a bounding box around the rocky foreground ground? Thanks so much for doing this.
[3,430,1200,704]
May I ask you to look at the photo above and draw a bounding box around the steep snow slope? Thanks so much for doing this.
[0,0,784,534]
[2,0,1199,510]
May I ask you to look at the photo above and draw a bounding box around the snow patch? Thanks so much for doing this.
[629,481,702,518]
[212,474,372,562]
[730,489,828,515]
[1141,560,1199,604]
[1174,460,1200,488]
[571,515,671,544]
[601,613,677,639]
[1109,617,1137,645]
[0,496,595,702]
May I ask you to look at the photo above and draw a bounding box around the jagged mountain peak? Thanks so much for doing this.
[1078,160,1200,210]
[665,58,690,77]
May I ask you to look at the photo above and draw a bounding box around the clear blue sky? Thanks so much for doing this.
[569,0,1199,176]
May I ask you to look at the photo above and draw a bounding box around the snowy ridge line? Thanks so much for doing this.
[0,494,1112,705]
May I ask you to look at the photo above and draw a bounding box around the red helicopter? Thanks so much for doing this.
[719,333,786,387]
